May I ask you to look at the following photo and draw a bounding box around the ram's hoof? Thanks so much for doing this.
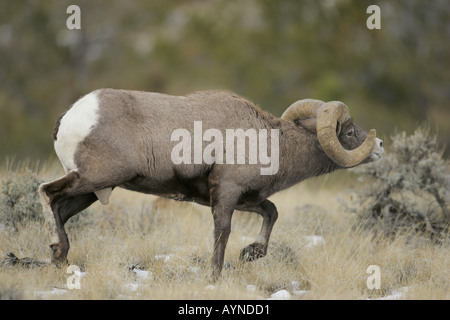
[239,243,267,262]
[50,243,69,266]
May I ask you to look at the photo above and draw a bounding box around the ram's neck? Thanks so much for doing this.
[275,121,340,188]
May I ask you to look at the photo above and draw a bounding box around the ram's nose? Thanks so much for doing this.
[371,138,384,160]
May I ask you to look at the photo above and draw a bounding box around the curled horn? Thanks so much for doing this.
[316,101,376,167]
[281,99,325,121]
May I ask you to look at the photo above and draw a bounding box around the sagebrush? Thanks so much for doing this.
[347,127,449,240]
[0,166,94,232]
[0,168,43,231]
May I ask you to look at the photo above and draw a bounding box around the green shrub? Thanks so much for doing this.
[0,165,95,232]
[346,127,449,240]
[0,168,43,231]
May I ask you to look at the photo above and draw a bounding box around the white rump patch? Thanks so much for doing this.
[94,187,112,205]
[54,91,100,172]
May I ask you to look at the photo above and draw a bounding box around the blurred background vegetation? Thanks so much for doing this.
[0,0,449,161]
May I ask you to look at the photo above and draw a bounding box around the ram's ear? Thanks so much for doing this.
[295,117,317,134]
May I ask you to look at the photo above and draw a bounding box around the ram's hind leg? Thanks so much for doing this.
[209,179,242,281]
[39,171,98,264]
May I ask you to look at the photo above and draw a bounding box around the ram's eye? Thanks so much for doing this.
[347,128,354,137]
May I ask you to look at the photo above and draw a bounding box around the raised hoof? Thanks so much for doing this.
[239,243,267,262]
[50,243,69,266]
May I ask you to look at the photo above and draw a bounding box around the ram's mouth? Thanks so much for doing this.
[371,152,383,161]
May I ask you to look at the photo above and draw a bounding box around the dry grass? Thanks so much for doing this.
[0,164,449,300]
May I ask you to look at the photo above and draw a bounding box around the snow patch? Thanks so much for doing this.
[304,235,325,248]
[132,268,153,281]
[154,254,174,263]
[204,284,216,291]
[122,282,140,291]
[374,287,410,300]
[246,285,257,293]
[267,289,291,300]
[33,288,67,299]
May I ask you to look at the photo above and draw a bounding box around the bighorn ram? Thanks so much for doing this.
[39,89,383,280]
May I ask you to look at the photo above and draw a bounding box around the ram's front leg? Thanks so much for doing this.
[239,199,278,261]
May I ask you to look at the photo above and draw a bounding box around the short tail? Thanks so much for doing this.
[52,111,67,141]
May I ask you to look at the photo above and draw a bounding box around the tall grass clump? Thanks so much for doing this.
[0,166,43,231]
[0,162,94,233]
[346,127,450,240]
